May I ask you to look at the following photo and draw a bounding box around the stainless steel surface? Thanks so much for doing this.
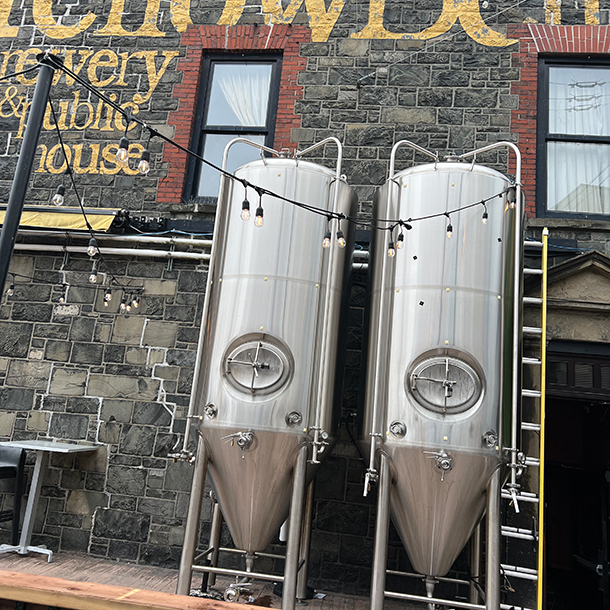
[207,496,223,588]
[486,469,501,610]
[469,522,482,604]
[296,481,315,600]
[385,590,486,610]
[371,454,392,610]
[191,565,285,582]
[362,154,518,578]
[188,141,356,557]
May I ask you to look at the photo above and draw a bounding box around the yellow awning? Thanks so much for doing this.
[0,206,120,232]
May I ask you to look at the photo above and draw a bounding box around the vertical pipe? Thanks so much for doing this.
[469,522,483,604]
[371,454,391,610]
[282,445,309,610]
[297,481,315,601]
[0,54,57,292]
[536,228,549,610]
[486,469,501,610]
[206,498,223,588]
[177,435,208,595]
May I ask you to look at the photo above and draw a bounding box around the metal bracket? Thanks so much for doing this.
[221,431,254,458]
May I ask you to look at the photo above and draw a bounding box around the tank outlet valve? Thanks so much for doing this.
[389,421,407,438]
[203,403,217,419]
[424,450,453,482]
[167,449,196,464]
[221,431,255,458]
[482,430,498,449]
[285,411,303,426]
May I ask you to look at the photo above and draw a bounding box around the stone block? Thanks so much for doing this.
[454,88,498,108]
[139,544,181,569]
[71,342,104,365]
[132,402,172,426]
[60,528,90,553]
[107,465,147,496]
[12,303,53,322]
[336,39,369,56]
[95,323,112,343]
[142,279,177,296]
[143,321,178,348]
[69,317,96,342]
[104,345,125,363]
[111,316,146,345]
[165,350,195,367]
[0,387,35,410]
[66,397,99,414]
[98,422,121,444]
[108,539,139,560]
[88,375,160,401]
[0,412,15,436]
[0,322,32,358]
[26,411,50,432]
[0,358,7,372]
[138,497,174,517]
[164,460,193,492]
[380,107,436,124]
[119,425,155,456]
[45,340,71,362]
[6,360,51,389]
[148,349,165,365]
[66,490,108,515]
[93,508,150,542]
[49,368,88,396]
[125,347,148,365]
[34,323,69,340]
[100,399,133,423]
[8,256,34,280]
[388,64,430,86]
[153,366,179,381]
[49,413,89,440]
[78,445,107,473]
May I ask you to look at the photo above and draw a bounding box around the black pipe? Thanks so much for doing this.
[0,53,59,292]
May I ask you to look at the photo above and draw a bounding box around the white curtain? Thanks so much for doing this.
[548,67,610,214]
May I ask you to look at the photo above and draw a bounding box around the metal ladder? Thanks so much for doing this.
[500,228,548,610]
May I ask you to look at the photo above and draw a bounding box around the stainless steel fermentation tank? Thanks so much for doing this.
[363,142,523,610]
[177,138,357,610]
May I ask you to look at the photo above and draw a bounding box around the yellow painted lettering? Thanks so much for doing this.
[0,50,21,79]
[114,102,139,132]
[87,50,118,88]
[218,0,247,26]
[35,144,47,173]
[43,99,69,132]
[95,0,164,37]
[115,51,147,87]
[122,143,144,176]
[170,0,193,32]
[53,49,93,86]
[16,48,41,85]
[546,0,561,23]
[69,91,94,130]
[46,142,71,174]
[352,0,516,46]
[585,0,598,24]
[15,99,31,138]
[100,143,121,174]
[0,0,18,37]
[32,0,95,39]
[133,51,179,104]
[73,143,100,174]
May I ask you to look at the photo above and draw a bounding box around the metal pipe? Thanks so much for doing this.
[13,243,210,261]
[17,229,212,248]
[486,468,501,610]
[385,570,470,586]
[470,522,483,604]
[206,498,223,588]
[214,547,285,560]
[297,481,315,601]
[191,565,284,583]
[176,435,208,595]
[389,140,438,178]
[385,590,486,610]
[0,54,56,292]
[282,445,309,610]
[371,453,391,610]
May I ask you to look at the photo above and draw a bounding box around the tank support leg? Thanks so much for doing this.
[296,481,315,602]
[282,445,309,610]
[485,468,501,610]
[371,454,391,610]
[469,522,483,604]
[177,435,208,596]
[206,498,223,588]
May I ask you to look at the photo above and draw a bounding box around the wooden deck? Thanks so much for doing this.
[0,553,417,610]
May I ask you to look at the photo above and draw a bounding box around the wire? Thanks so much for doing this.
[0,63,43,83]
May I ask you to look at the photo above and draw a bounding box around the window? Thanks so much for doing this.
[537,59,610,218]
[184,55,282,201]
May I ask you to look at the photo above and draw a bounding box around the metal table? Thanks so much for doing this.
[0,440,98,562]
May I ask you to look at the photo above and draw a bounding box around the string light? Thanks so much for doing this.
[138,149,150,175]
[387,240,396,258]
[254,194,264,228]
[52,184,65,206]
[126,296,132,312]
[104,288,112,306]
[89,260,99,284]
[241,189,251,221]
[445,213,453,239]
[507,187,516,209]
[481,202,489,225]
[6,282,14,297]
[322,229,331,249]
[396,231,404,250]
[87,237,98,257]
[131,295,140,309]
[336,226,346,248]
[116,136,129,164]
[119,296,127,312]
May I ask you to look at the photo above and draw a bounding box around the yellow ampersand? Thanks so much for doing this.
[0,85,24,118]
[352,0,517,47]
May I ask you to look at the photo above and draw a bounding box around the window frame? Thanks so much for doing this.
[536,56,610,220]
[183,53,283,203]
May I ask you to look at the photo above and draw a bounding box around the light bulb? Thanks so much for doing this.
[241,198,251,221]
[89,273,97,284]
[120,298,127,312]
[52,184,65,206]
[396,233,404,249]
[6,282,14,297]
[322,230,331,249]
[126,303,132,312]
[138,149,150,175]
[87,237,98,257]
[388,241,396,257]
[59,296,65,303]
[104,290,112,304]
[482,210,488,225]
[132,296,140,309]
[116,136,129,164]
[254,206,264,228]
[446,224,453,239]
[336,230,346,248]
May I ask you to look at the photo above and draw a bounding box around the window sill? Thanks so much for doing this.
[527,217,610,232]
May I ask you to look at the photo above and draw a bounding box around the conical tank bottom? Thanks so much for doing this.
[389,446,500,577]
[203,428,303,553]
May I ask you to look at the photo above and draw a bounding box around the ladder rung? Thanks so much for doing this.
[502,526,536,541]
[522,389,542,398]
[523,326,542,336]
[523,297,543,305]
[523,357,541,366]
[525,240,544,248]
[501,564,539,581]
[524,268,543,275]
[502,490,539,503]
[525,457,540,467]
[522,422,541,431]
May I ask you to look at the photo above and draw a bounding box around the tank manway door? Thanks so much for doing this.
[500,229,549,610]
